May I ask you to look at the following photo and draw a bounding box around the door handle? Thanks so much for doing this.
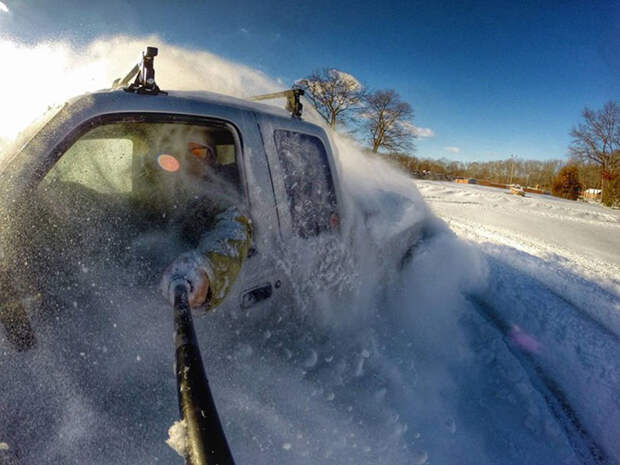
[241,283,273,309]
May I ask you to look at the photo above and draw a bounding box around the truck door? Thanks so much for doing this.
[254,114,346,308]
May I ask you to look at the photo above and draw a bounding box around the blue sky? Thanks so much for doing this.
[1,0,618,161]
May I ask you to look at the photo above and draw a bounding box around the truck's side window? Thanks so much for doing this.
[43,137,134,194]
[273,130,338,238]
[38,119,244,254]
[42,121,241,198]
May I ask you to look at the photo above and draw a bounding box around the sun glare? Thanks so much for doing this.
[0,40,108,141]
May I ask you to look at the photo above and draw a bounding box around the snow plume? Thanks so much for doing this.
[399,121,435,138]
[0,35,278,156]
[329,69,363,92]
[295,69,362,95]
[0,36,593,465]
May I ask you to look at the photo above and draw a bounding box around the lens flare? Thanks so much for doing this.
[509,324,541,353]
[157,154,180,172]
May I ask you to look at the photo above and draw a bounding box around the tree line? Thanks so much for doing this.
[295,68,619,207]
[380,154,563,189]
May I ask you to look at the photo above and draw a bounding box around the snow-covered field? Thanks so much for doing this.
[415,180,620,465]
[416,180,620,298]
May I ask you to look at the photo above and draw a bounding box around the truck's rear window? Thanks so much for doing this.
[273,130,338,238]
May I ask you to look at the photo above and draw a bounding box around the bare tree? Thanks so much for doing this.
[295,68,363,128]
[569,101,620,199]
[362,89,415,153]
[552,165,582,200]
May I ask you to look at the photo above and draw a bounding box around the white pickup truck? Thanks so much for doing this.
[0,49,426,342]
[0,45,427,342]
[0,46,424,350]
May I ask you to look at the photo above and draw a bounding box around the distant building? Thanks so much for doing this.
[582,188,602,200]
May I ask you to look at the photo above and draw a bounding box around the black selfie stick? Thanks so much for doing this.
[172,282,235,465]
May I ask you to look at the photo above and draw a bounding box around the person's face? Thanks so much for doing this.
[185,142,215,179]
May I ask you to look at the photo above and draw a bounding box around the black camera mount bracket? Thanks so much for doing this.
[249,88,305,119]
[112,46,166,95]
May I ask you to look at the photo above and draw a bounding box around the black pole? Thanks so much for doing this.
[173,283,235,465]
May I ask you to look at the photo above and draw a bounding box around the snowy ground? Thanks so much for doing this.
[415,180,620,465]
[416,180,620,338]
[2,164,619,465]
[4,165,619,465]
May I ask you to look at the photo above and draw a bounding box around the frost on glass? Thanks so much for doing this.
[43,138,134,194]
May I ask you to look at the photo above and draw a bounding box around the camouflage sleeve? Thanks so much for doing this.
[195,206,252,311]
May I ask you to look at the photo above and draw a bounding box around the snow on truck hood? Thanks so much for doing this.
[331,133,443,252]
[354,188,433,243]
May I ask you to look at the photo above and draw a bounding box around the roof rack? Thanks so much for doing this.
[249,88,305,119]
[112,46,166,95]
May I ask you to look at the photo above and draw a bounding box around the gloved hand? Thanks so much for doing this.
[160,252,211,309]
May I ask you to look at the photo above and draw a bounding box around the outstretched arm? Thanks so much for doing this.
[161,206,252,310]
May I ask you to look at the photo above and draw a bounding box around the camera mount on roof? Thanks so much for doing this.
[112,46,166,95]
[249,88,305,119]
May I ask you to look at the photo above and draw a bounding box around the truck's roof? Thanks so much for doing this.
[0,86,329,177]
[158,89,292,117]
[73,88,320,131]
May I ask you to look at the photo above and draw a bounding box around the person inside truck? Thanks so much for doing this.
[89,122,252,311]
[153,137,252,311]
